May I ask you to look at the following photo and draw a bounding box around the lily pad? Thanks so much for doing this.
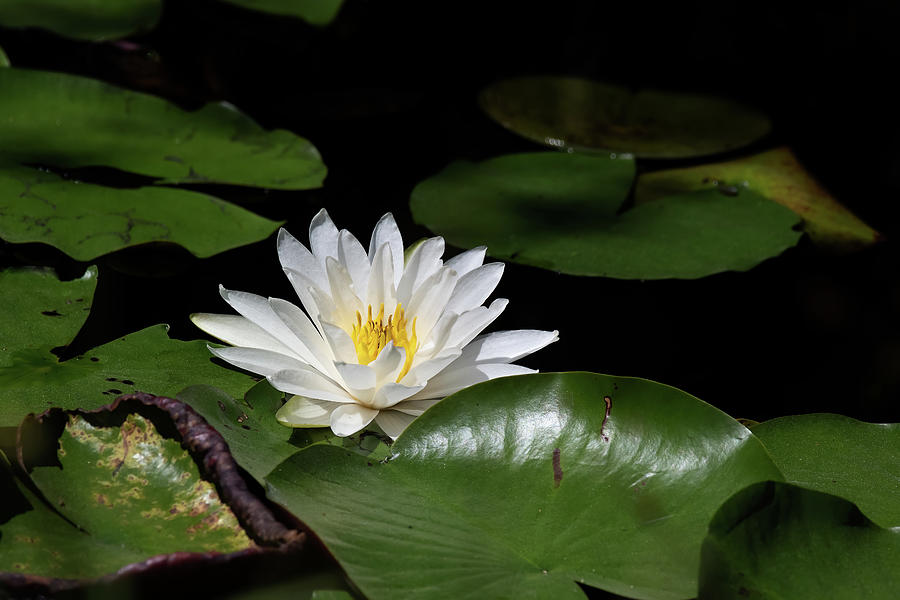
[0,267,258,427]
[750,414,900,528]
[410,152,802,278]
[1,412,252,579]
[0,164,282,261]
[479,76,771,158]
[0,45,9,67]
[0,0,161,41]
[634,147,879,248]
[0,68,325,189]
[222,0,344,25]
[699,482,900,599]
[266,373,782,600]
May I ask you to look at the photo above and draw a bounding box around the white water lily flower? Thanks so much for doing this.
[191,209,558,439]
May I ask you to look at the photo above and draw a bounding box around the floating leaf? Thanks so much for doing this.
[0,413,251,579]
[221,0,344,26]
[0,68,325,189]
[266,373,782,600]
[479,76,770,158]
[634,147,879,248]
[0,164,282,260]
[699,482,900,599]
[751,414,900,527]
[0,0,161,41]
[410,152,801,278]
[0,45,9,67]
[0,267,257,427]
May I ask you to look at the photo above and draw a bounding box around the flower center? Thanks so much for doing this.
[351,303,417,381]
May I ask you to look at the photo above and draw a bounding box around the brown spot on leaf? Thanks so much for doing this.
[600,396,612,442]
[552,448,563,488]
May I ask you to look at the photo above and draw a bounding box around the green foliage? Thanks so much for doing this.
[0,0,161,41]
[410,152,802,278]
[221,0,344,25]
[266,373,783,600]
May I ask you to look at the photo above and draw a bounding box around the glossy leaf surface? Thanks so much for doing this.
[751,413,900,527]
[480,76,770,158]
[699,482,900,599]
[0,165,282,260]
[266,373,782,600]
[0,0,160,41]
[410,152,801,278]
[634,148,879,247]
[0,68,325,189]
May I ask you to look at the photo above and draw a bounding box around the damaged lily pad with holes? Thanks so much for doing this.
[0,267,258,427]
[0,0,161,41]
[634,147,880,248]
[0,68,325,189]
[265,373,783,600]
[751,413,900,528]
[479,76,771,158]
[0,164,283,261]
[410,152,802,279]
[0,412,253,580]
[698,482,900,599]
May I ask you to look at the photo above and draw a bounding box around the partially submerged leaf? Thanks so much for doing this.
[699,482,900,599]
[0,0,161,41]
[221,0,344,26]
[479,76,770,158]
[751,413,900,528]
[0,164,283,260]
[410,152,801,278]
[0,68,325,189]
[634,147,879,248]
[266,373,783,600]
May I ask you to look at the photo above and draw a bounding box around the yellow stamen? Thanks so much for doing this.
[350,303,418,381]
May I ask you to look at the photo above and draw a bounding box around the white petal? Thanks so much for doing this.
[268,298,335,376]
[218,287,306,356]
[338,229,371,296]
[370,382,424,409]
[368,213,404,288]
[190,313,294,355]
[374,410,416,439]
[417,311,459,358]
[208,346,310,377]
[320,322,359,365]
[444,263,504,315]
[444,246,486,277]
[397,237,444,306]
[406,267,458,343]
[410,363,535,400]
[276,396,340,427]
[451,330,559,368]
[444,298,509,350]
[367,242,397,312]
[309,208,340,264]
[393,398,441,416]
[370,342,405,386]
[334,362,376,404]
[277,228,327,291]
[401,351,461,387]
[306,280,338,326]
[269,368,356,404]
[330,404,379,437]
[326,256,363,325]
[284,268,328,332]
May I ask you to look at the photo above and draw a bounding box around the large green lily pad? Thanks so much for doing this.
[479,76,771,158]
[0,0,160,41]
[0,68,325,189]
[0,164,282,260]
[0,413,252,579]
[266,373,783,600]
[0,267,257,427]
[634,147,879,248]
[751,414,900,528]
[410,152,802,278]
[699,482,900,599]
[222,0,344,25]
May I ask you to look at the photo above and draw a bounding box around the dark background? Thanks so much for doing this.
[2,0,899,423]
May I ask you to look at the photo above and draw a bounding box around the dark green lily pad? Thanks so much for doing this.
[0,0,161,41]
[0,164,282,260]
[634,148,879,248]
[479,76,771,159]
[266,373,782,600]
[0,68,325,189]
[410,152,802,279]
[0,413,252,579]
[222,0,344,25]
[751,414,900,528]
[0,267,258,427]
[699,482,900,599]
